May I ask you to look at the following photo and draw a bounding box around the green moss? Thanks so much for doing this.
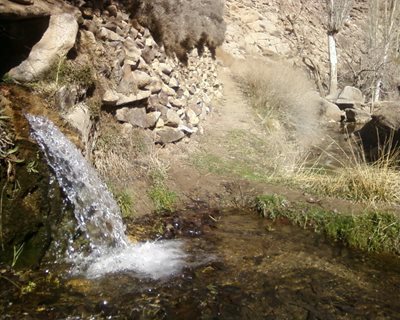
[255,194,400,254]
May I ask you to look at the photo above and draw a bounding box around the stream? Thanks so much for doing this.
[1,117,400,319]
[2,209,400,319]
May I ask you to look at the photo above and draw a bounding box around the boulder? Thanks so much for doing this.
[335,86,364,109]
[156,127,185,144]
[7,13,79,82]
[355,101,400,161]
[116,90,151,106]
[116,107,147,128]
[318,98,344,122]
[145,79,163,94]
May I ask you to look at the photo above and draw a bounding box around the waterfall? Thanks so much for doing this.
[27,115,186,279]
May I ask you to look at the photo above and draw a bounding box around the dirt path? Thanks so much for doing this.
[160,59,361,214]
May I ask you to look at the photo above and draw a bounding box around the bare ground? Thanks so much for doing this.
[155,54,364,216]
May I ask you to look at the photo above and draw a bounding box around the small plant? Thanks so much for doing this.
[11,243,24,268]
[26,159,39,174]
[255,194,288,219]
[116,191,135,218]
[148,158,177,212]
[1,73,15,84]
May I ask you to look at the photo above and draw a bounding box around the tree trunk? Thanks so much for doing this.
[328,33,338,97]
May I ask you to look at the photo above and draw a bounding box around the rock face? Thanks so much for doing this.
[0,0,80,19]
[355,102,400,160]
[7,13,79,82]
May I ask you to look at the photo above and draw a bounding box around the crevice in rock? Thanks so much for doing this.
[0,16,50,77]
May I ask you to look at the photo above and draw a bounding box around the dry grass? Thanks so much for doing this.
[232,59,323,175]
[231,59,400,205]
[293,139,400,203]
[93,113,153,185]
[132,0,226,63]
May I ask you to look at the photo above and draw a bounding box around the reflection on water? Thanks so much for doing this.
[1,209,400,319]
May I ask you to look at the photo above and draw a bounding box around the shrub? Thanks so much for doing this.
[131,0,226,63]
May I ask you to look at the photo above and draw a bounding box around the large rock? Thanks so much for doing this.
[7,13,79,82]
[0,0,80,19]
[318,98,344,122]
[355,101,400,160]
[116,90,151,106]
[116,107,158,128]
[335,86,364,109]
[155,127,185,144]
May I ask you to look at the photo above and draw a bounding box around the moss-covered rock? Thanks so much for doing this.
[0,85,63,268]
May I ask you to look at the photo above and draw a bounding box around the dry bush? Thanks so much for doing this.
[131,0,226,63]
[233,59,323,149]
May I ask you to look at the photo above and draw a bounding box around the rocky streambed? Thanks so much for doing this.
[1,208,400,319]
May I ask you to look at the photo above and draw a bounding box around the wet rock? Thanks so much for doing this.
[8,13,79,82]
[156,127,185,144]
[63,102,93,151]
[55,85,78,112]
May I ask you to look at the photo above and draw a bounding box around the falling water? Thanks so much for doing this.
[27,115,186,279]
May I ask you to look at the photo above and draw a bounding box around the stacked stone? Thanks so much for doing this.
[80,5,222,144]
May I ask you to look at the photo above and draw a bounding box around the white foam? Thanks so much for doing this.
[84,240,187,279]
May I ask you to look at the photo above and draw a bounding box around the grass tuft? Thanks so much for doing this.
[255,194,400,254]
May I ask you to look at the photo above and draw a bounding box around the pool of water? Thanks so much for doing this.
[1,208,400,319]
